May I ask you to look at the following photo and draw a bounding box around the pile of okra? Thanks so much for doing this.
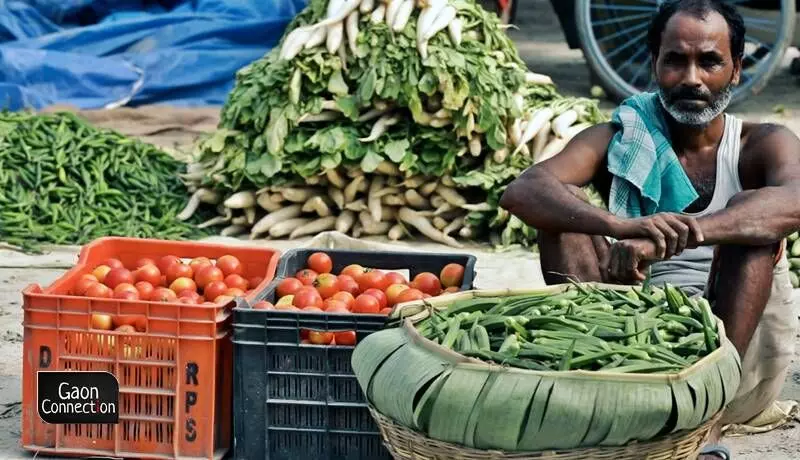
[415,283,720,373]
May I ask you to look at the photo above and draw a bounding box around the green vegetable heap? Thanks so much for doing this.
[184,0,607,248]
[415,283,721,373]
[0,111,208,252]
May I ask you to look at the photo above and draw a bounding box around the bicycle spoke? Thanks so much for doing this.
[592,12,653,27]
[590,4,658,13]
[597,21,651,45]
[606,30,649,59]
[616,44,650,74]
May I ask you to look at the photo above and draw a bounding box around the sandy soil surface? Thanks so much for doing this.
[1,1,799,458]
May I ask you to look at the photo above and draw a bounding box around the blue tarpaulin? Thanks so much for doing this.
[0,0,307,110]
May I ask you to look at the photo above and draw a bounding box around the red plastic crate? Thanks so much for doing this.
[21,237,280,459]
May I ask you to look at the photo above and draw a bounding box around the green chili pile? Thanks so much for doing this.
[0,111,209,252]
[415,283,720,373]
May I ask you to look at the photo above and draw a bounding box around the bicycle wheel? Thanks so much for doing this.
[575,0,796,105]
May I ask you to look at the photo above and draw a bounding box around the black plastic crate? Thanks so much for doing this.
[232,247,478,460]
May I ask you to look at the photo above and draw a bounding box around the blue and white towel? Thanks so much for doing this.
[607,92,699,218]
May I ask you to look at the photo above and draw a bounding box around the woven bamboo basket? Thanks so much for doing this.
[369,405,721,460]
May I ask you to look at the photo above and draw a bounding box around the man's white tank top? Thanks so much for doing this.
[648,114,743,294]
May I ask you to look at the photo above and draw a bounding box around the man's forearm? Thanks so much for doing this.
[499,168,619,237]
[694,186,800,246]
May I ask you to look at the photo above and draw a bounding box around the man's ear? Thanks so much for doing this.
[731,56,742,86]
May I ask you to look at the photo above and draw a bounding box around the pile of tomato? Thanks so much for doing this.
[249,251,466,346]
[72,254,264,308]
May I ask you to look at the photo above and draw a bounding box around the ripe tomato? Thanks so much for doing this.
[323,299,349,312]
[385,284,410,307]
[340,264,366,279]
[444,286,460,294]
[135,264,162,286]
[362,288,388,310]
[189,257,213,275]
[307,252,333,274]
[102,258,125,270]
[115,324,137,334]
[216,255,244,277]
[384,272,408,286]
[293,287,323,309]
[223,287,246,298]
[334,331,356,346]
[203,281,228,304]
[359,271,390,293]
[151,287,178,302]
[302,307,323,313]
[379,308,393,315]
[252,301,275,310]
[277,278,304,297]
[295,269,318,286]
[440,263,465,288]
[169,277,197,294]
[330,291,355,309]
[115,290,140,301]
[91,265,112,283]
[248,276,264,289]
[336,275,360,296]
[314,273,339,299]
[113,283,138,296]
[224,274,249,291]
[352,294,381,314]
[135,258,157,269]
[157,255,181,274]
[214,295,236,306]
[166,263,193,284]
[90,314,113,330]
[85,283,113,299]
[411,272,442,296]
[276,295,295,308]
[177,290,202,303]
[195,266,224,289]
[395,288,425,305]
[309,331,334,345]
[72,276,99,296]
[134,281,155,300]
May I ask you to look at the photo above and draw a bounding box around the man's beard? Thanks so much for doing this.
[658,82,733,127]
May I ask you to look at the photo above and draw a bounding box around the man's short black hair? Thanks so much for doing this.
[647,0,746,61]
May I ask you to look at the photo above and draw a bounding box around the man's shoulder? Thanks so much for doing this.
[741,121,800,154]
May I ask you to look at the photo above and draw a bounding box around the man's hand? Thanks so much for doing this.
[602,238,660,284]
[612,213,704,259]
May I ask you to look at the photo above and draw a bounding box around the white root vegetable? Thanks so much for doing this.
[514,108,555,155]
[329,187,345,209]
[433,216,448,230]
[326,169,347,188]
[405,190,431,209]
[346,167,365,178]
[282,187,317,203]
[376,161,401,176]
[221,225,247,237]
[459,226,474,239]
[224,191,256,209]
[346,11,360,54]
[401,175,425,188]
[178,188,221,221]
[441,175,455,187]
[509,118,522,146]
[374,186,400,197]
[327,0,346,17]
[351,221,364,238]
[443,216,464,236]
[434,202,454,215]
[447,18,462,45]
[436,185,467,207]
[368,176,385,222]
[298,111,341,123]
[358,107,389,122]
[198,212,231,229]
[359,114,400,142]
[422,5,456,41]
[269,217,313,238]
[360,0,375,13]
[381,207,398,221]
[280,27,314,60]
[385,0,403,28]
[270,193,285,203]
[382,194,406,206]
[525,72,554,85]
[311,0,362,30]
[417,0,446,42]
[461,202,492,212]
[338,43,348,70]
[388,223,406,241]
[552,110,579,138]
[306,175,324,186]
[305,26,327,49]
[357,176,369,193]
[429,118,452,128]
[417,39,429,59]
[302,196,332,216]
[336,210,356,233]
[344,175,366,202]
[250,205,302,236]
[232,216,248,225]
[536,138,569,164]
[430,195,445,208]
[245,206,257,225]
[345,198,368,212]
[420,181,438,197]
[398,207,464,248]
[532,121,551,159]
[469,136,482,156]
[512,93,525,116]
[392,0,415,31]
[370,4,386,23]
[493,148,508,163]
[359,211,392,235]
[563,122,592,141]
[327,23,345,54]
[257,193,283,212]
[290,216,337,239]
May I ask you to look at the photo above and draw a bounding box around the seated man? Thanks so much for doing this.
[499,1,799,458]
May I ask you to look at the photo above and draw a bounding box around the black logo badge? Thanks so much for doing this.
[37,371,120,424]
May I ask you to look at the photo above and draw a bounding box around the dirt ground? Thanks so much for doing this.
[1,1,799,458]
